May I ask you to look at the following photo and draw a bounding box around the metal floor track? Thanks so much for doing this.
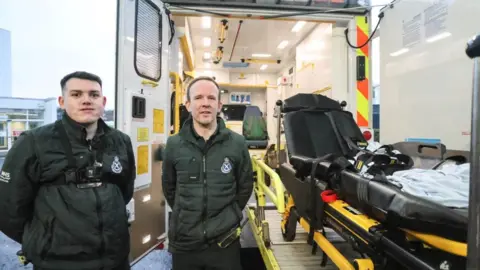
[262,209,359,270]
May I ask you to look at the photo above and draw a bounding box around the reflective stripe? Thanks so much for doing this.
[356,16,369,127]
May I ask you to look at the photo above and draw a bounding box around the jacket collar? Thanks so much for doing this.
[61,111,110,142]
[179,115,230,144]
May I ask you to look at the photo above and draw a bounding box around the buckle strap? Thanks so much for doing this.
[54,120,76,169]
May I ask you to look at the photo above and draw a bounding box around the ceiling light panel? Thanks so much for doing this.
[252,53,271,58]
[277,40,289,50]
[292,21,306,32]
[203,37,211,47]
[202,16,211,28]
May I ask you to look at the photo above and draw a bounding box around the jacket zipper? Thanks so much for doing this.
[89,140,105,258]
[202,155,207,241]
[93,190,105,258]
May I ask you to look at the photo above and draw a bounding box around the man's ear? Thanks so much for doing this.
[58,96,65,109]
[218,100,223,111]
[185,100,191,112]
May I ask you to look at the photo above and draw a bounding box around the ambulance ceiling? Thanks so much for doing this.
[184,16,320,73]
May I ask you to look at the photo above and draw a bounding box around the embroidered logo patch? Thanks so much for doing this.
[221,157,232,174]
[0,171,10,183]
[111,156,123,174]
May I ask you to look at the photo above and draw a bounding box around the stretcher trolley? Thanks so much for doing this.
[250,35,480,270]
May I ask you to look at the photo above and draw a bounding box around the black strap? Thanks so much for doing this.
[327,156,357,192]
[325,112,351,156]
[54,120,76,169]
[307,154,334,252]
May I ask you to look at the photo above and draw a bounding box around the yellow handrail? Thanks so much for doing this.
[251,155,285,214]
[169,72,182,134]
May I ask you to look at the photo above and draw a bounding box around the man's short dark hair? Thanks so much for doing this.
[186,76,220,102]
[60,71,102,93]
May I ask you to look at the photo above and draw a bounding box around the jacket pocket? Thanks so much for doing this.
[40,216,56,260]
[22,216,42,258]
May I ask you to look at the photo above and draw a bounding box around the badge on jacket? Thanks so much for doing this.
[112,156,123,174]
[221,157,232,174]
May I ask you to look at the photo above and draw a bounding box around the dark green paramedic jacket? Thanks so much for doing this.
[162,116,254,253]
[0,113,136,270]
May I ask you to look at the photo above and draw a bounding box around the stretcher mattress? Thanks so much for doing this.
[281,157,468,242]
[336,162,468,242]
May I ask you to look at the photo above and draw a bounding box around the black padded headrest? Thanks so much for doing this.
[282,93,342,112]
[283,108,366,163]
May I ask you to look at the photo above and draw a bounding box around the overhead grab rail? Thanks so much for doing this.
[251,155,285,214]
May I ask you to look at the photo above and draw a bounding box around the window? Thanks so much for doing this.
[134,0,162,81]
[221,105,247,121]
[0,109,28,120]
[27,109,44,120]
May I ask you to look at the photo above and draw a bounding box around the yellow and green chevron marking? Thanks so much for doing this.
[356,16,369,127]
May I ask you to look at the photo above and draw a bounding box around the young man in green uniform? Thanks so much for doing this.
[162,76,254,270]
[0,71,136,270]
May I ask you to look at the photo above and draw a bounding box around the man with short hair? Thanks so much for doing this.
[162,76,254,270]
[0,71,136,270]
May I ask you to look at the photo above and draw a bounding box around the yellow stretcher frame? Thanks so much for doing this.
[249,153,467,270]
[249,155,364,270]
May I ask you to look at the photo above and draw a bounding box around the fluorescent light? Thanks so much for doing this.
[277,40,289,50]
[426,32,451,43]
[202,16,211,28]
[292,21,306,32]
[204,70,213,77]
[203,37,211,47]
[142,234,151,244]
[204,52,211,59]
[142,194,151,202]
[390,48,409,57]
[260,64,268,70]
[252,53,271,58]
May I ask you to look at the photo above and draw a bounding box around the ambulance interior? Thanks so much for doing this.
[172,16,335,145]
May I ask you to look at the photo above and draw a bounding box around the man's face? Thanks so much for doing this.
[58,78,106,125]
[185,80,222,127]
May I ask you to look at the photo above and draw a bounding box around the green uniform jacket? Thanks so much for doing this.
[0,113,136,269]
[162,117,254,253]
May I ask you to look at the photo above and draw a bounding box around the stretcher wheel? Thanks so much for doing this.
[281,213,296,241]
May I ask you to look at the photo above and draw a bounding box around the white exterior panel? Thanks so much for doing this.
[379,0,479,150]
